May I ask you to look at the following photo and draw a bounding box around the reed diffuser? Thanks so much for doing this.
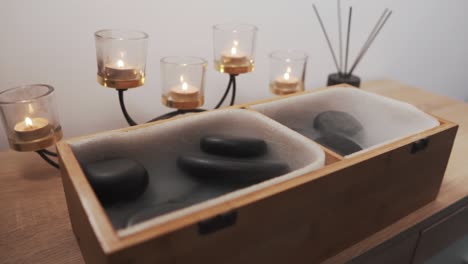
[313,1,392,87]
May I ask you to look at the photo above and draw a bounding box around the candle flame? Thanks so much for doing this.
[116,59,125,68]
[283,67,292,80]
[179,75,188,92]
[231,46,237,55]
[25,117,33,128]
[230,40,239,55]
[182,82,188,91]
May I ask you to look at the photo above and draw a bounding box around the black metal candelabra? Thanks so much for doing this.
[33,74,240,169]
[117,74,238,127]
[36,149,60,169]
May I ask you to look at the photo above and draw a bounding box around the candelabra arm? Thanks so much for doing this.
[214,74,238,109]
[36,150,59,169]
[117,74,240,126]
[118,90,138,126]
[230,75,237,106]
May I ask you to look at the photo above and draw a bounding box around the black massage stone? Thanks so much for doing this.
[200,135,267,157]
[314,111,363,136]
[84,158,149,204]
[177,154,290,184]
[315,134,363,156]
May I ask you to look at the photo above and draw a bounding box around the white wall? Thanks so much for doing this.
[0,0,467,150]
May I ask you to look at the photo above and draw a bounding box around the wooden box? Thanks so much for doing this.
[57,85,458,264]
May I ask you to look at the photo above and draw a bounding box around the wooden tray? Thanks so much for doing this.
[57,85,458,264]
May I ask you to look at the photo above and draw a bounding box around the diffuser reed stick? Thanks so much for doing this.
[337,0,343,74]
[344,7,352,75]
[312,4,340,73]
[351,8,389,69]
[347,10,392,77]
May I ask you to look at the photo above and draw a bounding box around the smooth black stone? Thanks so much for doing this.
[127,202,191,227]
[315,134,363,156]
[84,158,149,204]
[177,154,290,183]
[200,135,267,158]
[314,111,363,136]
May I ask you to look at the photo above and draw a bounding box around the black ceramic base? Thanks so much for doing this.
[327,73,361,87]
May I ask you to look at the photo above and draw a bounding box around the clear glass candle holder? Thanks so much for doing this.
[0,84,62,152]
[213,23,257,75]
[161,57,207,110]
[269,50,308,95]
[95,29,149,89]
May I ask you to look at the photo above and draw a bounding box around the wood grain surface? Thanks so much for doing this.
[0,150,84,263]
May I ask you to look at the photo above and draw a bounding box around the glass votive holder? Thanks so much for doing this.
[95,29,148,90]
[161,56,207,110]
[0,84,62,152]
[269,50,308,95]
[213,23,257,75]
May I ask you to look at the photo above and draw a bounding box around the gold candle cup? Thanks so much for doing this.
[10,127,63,152]
[269,50,308,96]
[270,75,304,95]
[95,30,148,89]
[104,65,140,80]
[14,117,52,141]
[218,53,253,75]
[163,83,203,110]
[213,23,257,75]
[170,83,200,102]
[0,84,63,152]
[160,57,206,110]
[97,62,144,89]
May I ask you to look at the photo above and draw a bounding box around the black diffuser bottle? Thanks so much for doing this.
[327,73,361,87]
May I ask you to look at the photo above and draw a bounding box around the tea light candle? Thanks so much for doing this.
[14,117,52,141]
[170,76,200,102]
[104,59,139,80]
[221,41,248,65]
[274,67,300,90]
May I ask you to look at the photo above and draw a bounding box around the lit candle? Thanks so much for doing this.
[221,40,248,66]
[170,76,200,102]
[271,67,302,95]
[14,117,52,141]
[218,41,252,74]
[104,59,140,80]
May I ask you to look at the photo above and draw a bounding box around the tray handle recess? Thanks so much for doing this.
[411,138,429,154]
[198,210,238,235]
